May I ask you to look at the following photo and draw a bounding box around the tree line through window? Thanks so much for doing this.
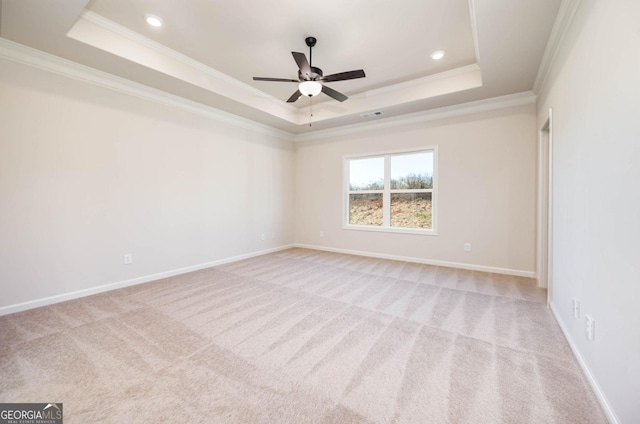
[346,149,436,232]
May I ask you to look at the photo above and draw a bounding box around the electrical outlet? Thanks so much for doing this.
[319,231,324,238]
[464,243,471,252]
[572,298,580,319]
[123,254,133,265]
[585,315,595,341]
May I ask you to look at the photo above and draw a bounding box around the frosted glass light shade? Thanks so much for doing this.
[299,81,322,97]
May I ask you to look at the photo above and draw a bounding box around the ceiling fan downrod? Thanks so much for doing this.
[305,36,316,67]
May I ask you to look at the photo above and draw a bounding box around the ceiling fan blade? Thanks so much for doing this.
[321,85,348,102]
[321,69,366,83]
[253,77,299,82]
[286,90,303,103]
[292,52,311,78]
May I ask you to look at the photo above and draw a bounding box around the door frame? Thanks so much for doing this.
[537,108,553,306]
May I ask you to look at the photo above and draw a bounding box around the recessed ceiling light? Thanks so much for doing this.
[431,50,445,60]
[145,15,163,28]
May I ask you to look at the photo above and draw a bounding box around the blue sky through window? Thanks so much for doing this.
[349,152,433,189]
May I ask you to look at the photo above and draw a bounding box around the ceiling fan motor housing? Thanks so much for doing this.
[299,67,323,81]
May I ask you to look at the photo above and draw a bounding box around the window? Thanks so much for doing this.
[345,147,437,234]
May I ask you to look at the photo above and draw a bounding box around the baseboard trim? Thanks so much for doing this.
[0,244,295,316]
[294,244,535,278]
[549,302,620,424]
[1,243,535,315]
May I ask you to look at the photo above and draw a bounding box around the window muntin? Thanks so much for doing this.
[345,148,436,234]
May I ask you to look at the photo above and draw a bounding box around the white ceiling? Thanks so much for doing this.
[0,0,562,134]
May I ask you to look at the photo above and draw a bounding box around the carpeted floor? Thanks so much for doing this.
[0,248,608,423]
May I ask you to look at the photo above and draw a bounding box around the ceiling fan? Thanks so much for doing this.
[253,36,366,103]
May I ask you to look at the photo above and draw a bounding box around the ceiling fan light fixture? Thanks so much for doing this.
[299,81,322,97]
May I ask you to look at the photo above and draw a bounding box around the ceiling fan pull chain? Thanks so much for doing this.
[309,96,313,127]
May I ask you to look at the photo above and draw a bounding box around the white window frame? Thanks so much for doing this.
[343,146,438,235]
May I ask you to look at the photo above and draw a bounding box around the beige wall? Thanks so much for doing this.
[536,0,640,422]
[295,104,537,275]
[0,57,295,311]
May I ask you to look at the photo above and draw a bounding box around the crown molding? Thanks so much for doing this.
[80,10,272,100]
[468,0,482,64]
[0,38,294,141]
[363,64,481,97]
[294,91,536,143]
[532,0,583,94]
[47,9,492,132]
[70,10,298,125]
[1,38,534,144]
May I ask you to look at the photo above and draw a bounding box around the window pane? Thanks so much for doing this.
[349,157,384,191]
[390,192,432,229]
[390,152,433,189]
[349,193,383,226]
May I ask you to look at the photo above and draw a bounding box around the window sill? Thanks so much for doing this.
[343,224,438,236]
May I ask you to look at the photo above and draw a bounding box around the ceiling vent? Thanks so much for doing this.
[360,111,384,118]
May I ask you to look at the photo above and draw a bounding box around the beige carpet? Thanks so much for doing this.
[0,248,607,423]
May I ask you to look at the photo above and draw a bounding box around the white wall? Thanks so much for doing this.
[0,57,295,311]
[295,103,537,275]
[536,0,640,422]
